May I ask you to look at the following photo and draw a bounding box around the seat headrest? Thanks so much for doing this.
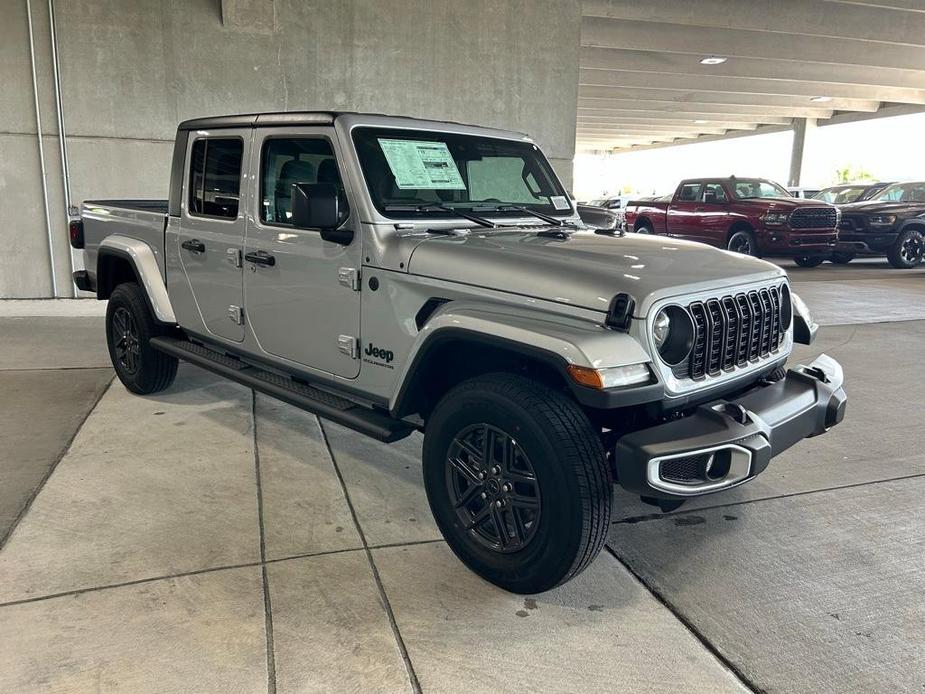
[317,158,341,185]
[277,160,315,191]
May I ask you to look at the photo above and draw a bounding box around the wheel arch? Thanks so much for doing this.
[726,220,755,242]
[97,236,176,324]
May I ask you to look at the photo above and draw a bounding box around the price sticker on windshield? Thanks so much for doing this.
[378,139,466,190]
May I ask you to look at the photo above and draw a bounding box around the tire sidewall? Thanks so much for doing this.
[889,229,924,269]
[106,284,169,394]
[423,383,587,591]
[728,230,758,256]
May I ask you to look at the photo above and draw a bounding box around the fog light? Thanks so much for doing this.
[567,363,651,389]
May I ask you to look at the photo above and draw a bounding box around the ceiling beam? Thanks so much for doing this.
[578,109,792,124]
[578,98,834,119]
[579,46,925,92]
[581,0,925,47]
[581,16,925,71]
[577,119,762,131]
[578,67,925,105]
[579,82,882,111]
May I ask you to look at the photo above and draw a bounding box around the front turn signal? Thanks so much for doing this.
[567,363,651,390]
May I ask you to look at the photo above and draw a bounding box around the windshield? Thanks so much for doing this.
[352,127,571,219]
[730,179,790,199]
[814,186,866,204]
[870,182,925,203]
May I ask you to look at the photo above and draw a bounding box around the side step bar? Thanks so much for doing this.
[150,336,414,443]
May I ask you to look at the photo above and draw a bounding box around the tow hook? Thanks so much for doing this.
[715,402,750,425]
[802,365,830,384]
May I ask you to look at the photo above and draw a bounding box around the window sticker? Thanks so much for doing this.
[550,195,570,210]
[378,139,466,190]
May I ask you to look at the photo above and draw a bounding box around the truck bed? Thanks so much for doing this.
[83,199,168,214]
[81,199,169,283]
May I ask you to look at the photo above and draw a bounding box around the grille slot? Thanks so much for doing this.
[660,454,711,485]
[686,285,785,380]
[789,207,837,230]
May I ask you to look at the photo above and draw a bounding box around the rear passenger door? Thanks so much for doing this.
[177,132,249,342]
[696,182,731,247]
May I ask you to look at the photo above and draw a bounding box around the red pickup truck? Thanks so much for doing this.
[623,178,839,267]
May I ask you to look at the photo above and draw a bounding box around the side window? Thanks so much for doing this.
[260,137,348,225]
[677,183,702,202]
[188,138,243,218]
[702,183,728,203]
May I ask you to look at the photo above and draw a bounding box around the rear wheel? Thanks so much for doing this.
[106,282,178,394]
[887,229,924,269]
[830,252,855,265]
[727,230,758,256]
[795,256,825,268]
[422,373,611,594]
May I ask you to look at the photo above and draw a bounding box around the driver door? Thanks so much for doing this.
[244,128,362,378]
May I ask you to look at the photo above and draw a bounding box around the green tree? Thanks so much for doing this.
[834,165,875,184]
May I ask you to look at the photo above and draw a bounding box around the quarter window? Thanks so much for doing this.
[188,138,243,218]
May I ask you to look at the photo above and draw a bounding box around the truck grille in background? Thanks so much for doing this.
[789,207,838,229]
[839,214,866,232]
[686,285,784,380]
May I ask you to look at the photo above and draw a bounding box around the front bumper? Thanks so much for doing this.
[613,354,846,499]
[835,230,899,254]
[758,228,838,255]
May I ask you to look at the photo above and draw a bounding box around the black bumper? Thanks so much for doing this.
[73,270,95,292]
[614,355,846,500]
[836,231,898,254]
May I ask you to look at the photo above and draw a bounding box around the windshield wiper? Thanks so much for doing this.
[383,203,498,228]
[495,204,578,228]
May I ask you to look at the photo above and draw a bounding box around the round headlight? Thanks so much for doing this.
[653,310,671,348]
[653,306,695,366]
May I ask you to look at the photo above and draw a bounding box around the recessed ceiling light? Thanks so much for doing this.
[700,56,727,65]
[810,96,832,103]
[693,119,709,124]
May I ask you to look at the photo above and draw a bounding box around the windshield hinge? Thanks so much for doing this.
[338,267,361,291]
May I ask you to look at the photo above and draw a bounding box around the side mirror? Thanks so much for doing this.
[291,182,353,244]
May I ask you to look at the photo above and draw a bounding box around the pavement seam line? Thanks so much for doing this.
[603,545,763,694]
[0,541,446,611]
[0,366,113,372]
[0,373,115,550]
[613,471,925,526]
[317,418,423,694]
[252,392,278,694]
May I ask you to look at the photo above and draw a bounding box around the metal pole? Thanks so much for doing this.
[48,0,77,295]
[26,0,58,296]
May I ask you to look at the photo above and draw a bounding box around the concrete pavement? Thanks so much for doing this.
[1,264,922,692]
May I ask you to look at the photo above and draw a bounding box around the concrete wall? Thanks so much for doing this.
[1,0,580,297]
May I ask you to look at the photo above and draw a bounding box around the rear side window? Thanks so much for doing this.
[677,183,702,202]
[702,183,728,203]
[188,138,243,219]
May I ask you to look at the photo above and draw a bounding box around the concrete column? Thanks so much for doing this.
[788,117,817,187]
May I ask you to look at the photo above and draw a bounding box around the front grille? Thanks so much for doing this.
[839,214,867,232]
[686,285,785,380]
[789,207,838,230]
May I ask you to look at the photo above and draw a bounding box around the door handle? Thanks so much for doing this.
[181,239,205,253]
[695,207,706,212]
[244,250,276,267]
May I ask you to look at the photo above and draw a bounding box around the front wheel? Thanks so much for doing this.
[887,229,924,269]
[794,256,825,268]
[422,374,611,594]
[727,230,759,256]
[106,282,178,394]
[633,221,652,235]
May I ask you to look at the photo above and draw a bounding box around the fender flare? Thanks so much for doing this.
[98,235,176,324]
[390,302,657,415]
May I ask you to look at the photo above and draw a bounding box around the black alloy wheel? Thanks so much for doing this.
[445,423,541,553]
[889,229,924,269]
[111,306,141,374]
[727,230,758,256]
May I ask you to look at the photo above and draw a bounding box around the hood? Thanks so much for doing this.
[408,229,784,315]
[840,200,925,216]
[737,197,830,211]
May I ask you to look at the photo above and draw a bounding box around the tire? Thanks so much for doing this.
[727,229,759,256]
[634,221,653,235]
[830,252,855,265]
[106,282,178,394]
[422,373,611,594]
[794,256,825,268]
[887,228,924,269]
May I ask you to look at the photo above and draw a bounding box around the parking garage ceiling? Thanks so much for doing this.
[577,0,925,152]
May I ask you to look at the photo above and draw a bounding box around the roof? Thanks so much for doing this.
[176,111,528,140]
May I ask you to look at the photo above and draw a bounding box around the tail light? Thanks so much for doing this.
[69,219,84,249]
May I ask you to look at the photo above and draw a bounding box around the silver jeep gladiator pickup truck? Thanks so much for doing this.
[70,112,846,594]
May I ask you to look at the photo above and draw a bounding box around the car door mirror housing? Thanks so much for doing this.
[291,182,353,244]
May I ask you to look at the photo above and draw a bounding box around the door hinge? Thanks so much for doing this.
[226,248,242,268]
[338,334,359,358]
[338,267,361,291]
[228,305,244,325]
